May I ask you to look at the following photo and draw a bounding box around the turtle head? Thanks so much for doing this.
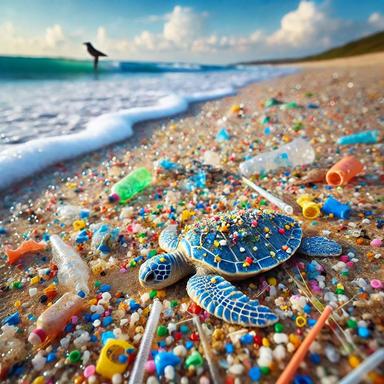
[139,251,190,289]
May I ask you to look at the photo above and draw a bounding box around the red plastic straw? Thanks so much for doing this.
[276,305,333,384]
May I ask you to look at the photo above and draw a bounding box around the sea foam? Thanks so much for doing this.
[0,65,296,190]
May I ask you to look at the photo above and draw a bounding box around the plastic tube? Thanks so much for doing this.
[326,156,363,186]
[296,195,321,219]
[129,299,163,384]
[322,196,351,219]
[50,235,90,295]
[276,306,333,384]
[242,177,293,215]
[193,316,221,384]
[339,348,384,384]
[337,130,379,145]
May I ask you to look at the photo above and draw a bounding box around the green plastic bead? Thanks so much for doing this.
[149,290,158,299]
[68,350,81,363]
[13,282,23,289]
[260,366,270,375]
[335,288,345,294]
[185,351,204,368]
[347,319,357,329]
[149,250,157,258]
[94,281,101,288]
[170,300,178,308]
[274,322,284,333]
[157,325,168,337]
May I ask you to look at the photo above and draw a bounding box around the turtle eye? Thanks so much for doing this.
[145,271,155,282]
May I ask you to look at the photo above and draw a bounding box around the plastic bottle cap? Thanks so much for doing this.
[108,193,120,203]
[28,328,47,345]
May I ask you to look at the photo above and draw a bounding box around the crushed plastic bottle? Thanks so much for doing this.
[109,167,152,204]
[56,205,90,224]
[239,138,315,177]
[28,292,84,345]
[90,223,120,254]
[50,235,90,295]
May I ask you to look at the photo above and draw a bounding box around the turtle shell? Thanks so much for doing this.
[180,209,302,277]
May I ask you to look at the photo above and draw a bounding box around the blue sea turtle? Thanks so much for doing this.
[139,209,341,327]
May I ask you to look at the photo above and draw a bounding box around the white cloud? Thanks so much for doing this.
[163,6,206,46]
[45,24,65,48]
[368,12,384,29]
[268,1,327,47]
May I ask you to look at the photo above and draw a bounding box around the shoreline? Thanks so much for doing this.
[0,54,383,383]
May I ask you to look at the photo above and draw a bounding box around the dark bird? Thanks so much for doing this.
[83,42,107,71]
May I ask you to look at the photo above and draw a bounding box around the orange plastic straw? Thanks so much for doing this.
[276,305,333,384]
[326,156,363,186]
[5,239,47,264]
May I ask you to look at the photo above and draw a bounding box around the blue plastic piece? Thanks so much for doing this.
[240,333,254,345]
[47,352,57,363]
[225,343,234,354]
[0,226,7,234]
[293,375,314,384]
[216,128,230,141]
[249,366,262,382]
[337,130,379,145]
[322,196,351,219]
[102,316,113,327]
[99,284,111,292]
[357,327,370,338]
[154,352,181,376]
[101,330,116,345]
[158,159,180,171]
[2,311,20,326]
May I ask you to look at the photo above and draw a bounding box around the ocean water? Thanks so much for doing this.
[0,56,296,189]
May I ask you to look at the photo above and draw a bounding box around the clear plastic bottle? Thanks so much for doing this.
[50,235,90,295]
[109,167,152,204]
[28,292,84,345]
[239,138,315,177]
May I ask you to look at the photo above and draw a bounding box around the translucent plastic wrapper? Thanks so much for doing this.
[240,138,315,177]
[50,235,90,295]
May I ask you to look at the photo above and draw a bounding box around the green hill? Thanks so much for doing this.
[240,30,384,65]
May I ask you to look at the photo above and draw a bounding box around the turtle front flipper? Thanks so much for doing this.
[299,236,342,257]
[186,274,278,327]
[159,225,179,252]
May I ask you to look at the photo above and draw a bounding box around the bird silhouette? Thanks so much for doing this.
[83,42,107,71]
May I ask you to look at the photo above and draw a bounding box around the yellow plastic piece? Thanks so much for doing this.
[32,376,45,384]
[296,194,321,219]
[348,354,361,368]
[96,339,134,379]
[262,337,270,347]
[295,316,307,327]
[230,104,242,113]
[72,220,86,231]
[31,276,40,285]
[267,277,277,286]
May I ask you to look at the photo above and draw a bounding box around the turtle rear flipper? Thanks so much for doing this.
[159,225,179,252]
[299,236,342,257]
[187,274,278,327]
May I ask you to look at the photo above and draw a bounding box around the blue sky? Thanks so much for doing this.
[0,0,383,63]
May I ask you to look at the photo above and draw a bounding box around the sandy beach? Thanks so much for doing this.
[0,53,383,383]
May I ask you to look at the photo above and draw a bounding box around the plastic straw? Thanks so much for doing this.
[129,299,163,384]
[339,348,384,384]
[242,177,293,215]
[276,305,333,384]
[193,316,221,384]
